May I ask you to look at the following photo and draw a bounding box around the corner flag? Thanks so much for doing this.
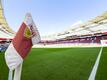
[5,13,41,80]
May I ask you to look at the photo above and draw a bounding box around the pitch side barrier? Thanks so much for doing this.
[33,43,102,48]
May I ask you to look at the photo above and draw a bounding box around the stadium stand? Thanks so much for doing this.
[0,1,14,52]
[40,12,107,46]
[0,0,107,48]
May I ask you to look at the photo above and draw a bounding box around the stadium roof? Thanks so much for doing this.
[0,1,14,39]
[42,11,107,40]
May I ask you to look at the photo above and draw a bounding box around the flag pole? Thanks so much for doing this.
[8,70,13,80]
[13,63,23,80]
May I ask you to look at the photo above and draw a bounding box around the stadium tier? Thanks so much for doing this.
[0,1,14,52]
[41,12,107,45]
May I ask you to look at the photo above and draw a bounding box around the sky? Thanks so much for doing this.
[3,0,107,36]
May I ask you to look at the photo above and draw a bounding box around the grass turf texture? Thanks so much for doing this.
[0,47,100,80]
[95,47,107,80]
[0,52,8,80]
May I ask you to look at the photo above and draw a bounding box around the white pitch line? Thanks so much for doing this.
[88,47,103,80]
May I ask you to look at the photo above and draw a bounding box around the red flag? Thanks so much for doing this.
[12,22,32,59]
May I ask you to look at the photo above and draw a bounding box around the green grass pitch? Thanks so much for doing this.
[0,47,105,80]
[95,47,107,80]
